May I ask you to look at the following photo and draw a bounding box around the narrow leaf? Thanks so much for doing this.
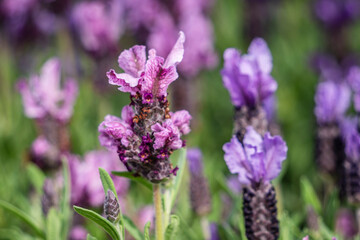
[300,177,321,214]
[0,200,45,238]
[144,221,151,240]
[170,148,186,208]
[46,208,61,240]
[73,206,121,240]
[111,171,152,190]
[123,215,143,240]
[26,163,45,195]
[165,215,180,240]
[99,168,118,199]
[87,234,98,240]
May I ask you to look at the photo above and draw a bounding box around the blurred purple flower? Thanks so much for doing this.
[210,223,220,240]
[17,58,78,122]
[263,95,277,122]
[314,0,360,28]
[341,117,360,160]
[187,148,204,175]
[227,176,242,194]
[347,66,360,112]
[1,0,36,17]
[221,38,277,108]
[69,151,129,207]
[137,205,154,230]
[69,226,87,240]
[314,81,350,124]
[72,0,123,56]
[223,127,287,186]
[335,208,358,238]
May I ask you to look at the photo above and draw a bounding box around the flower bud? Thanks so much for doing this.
[104,190,120,223]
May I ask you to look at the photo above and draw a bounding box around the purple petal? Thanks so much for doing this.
[121,105,135,126]
[262,132,288,181]
[118,45,146,77]
[107,69,140,94]
[151,120,181,150]
[31,136,51,157]
[314,81,350,123]
[347,66,360,111]
[243,126,264,158]
[55,78,78,122]
[248,38,273,74]
[171,110,192,135]
[163,31,185,69]
[17,78,46,119]
[223,136,251,185]
[258,74,277,102]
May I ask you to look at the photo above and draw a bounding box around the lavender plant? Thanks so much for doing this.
[223,127,287,240]
[221,38,277,141]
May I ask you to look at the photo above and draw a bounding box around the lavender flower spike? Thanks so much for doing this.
[223,127,287,240]
[17,57,78,122]
[221,38,277,108]
[347,66,360,112]
[100,32,191,183]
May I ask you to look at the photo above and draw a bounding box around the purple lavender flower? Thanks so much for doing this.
[335,208,358,238]
[341,117,360,203]
[223,127,287,186]
[224,127,287,240]
[69,151,129,207]
[314,81,350,124]
[71,0,123,56]
[221,38,277,108]
[100,32,191,183]
[187,148,212,216]
[137,205,154,230]
[314,0,360,29]
[347,66,360,112]
[17,58,78,122]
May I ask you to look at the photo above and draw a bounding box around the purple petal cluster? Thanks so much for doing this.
[223,127,287,186]
[71,0,123,56]
[17,58,78,122]
[341,117,360,160]
[314,81,350,124]
[221,38,277,108]
[99,32,191,182]
[347,66,360,112]
[69,151,129,207]
[187,148,204,175]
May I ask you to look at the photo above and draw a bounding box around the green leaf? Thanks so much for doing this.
[46,208,61,240]
[111,171,152,191]
[123,215,143,240]
[99,168,118,199]
[144,221,151,240]
[165,215,180,240]
[26,163,45,195]
[60,158,71,240]
[0,200,45,238]
[170,148,186,208]
[73,206,121,240]
[87,234,98,240]
[300,177,321,214]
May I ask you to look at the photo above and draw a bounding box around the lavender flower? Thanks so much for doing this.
[187,148,212,216]
[17,58,78,122]
[341,117,360,203]
[221,38,277,109]
[335,209,358,238]
[69,151,129,207]
[137,205,155,230]
[71,0,123,56]
[69,226,87,240]
[99,32,191,183]
[104,190,121,223]
[347,66,360,112]
[223,127,287,240]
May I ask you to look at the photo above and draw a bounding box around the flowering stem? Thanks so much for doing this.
[153,184,164,240]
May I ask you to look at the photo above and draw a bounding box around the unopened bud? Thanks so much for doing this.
[104,190,120,223]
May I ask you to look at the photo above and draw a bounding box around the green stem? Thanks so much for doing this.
[153,184,164,240]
